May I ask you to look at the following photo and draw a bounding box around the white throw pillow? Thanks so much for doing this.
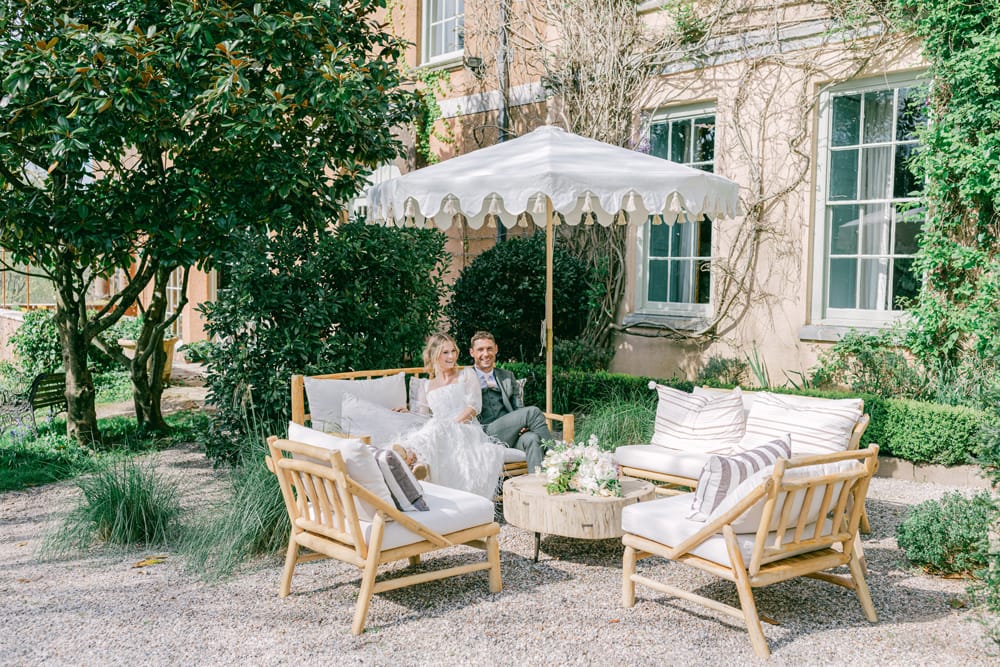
[687,435,792,521]
[303,372,407,432]
[341,393,427,447]
[743,392,863,455]
[709,458,865,533]
[286,422,394,522]
[649,383,746,452]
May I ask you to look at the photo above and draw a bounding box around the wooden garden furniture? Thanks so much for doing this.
[621,446,879,658]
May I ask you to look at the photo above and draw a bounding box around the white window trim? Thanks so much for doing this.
[632,102,717,320]
[421,1,464,67]
[810,71,926,330]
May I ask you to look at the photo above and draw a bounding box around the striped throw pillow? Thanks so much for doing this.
[743,392,863,455]
[374,448,429,512]
[649,383,746,451]
[688,435,792,521]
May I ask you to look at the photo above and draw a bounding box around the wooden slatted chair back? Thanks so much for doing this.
[266,437,367,561]
[747,447,878,576]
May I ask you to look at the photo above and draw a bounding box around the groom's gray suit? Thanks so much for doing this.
[477,367,554,473]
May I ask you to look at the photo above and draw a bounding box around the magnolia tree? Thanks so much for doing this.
[0,0,415,442]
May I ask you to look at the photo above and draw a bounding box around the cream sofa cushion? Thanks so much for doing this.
[744,392,862,455]
[303,372,407,432]
[649,383,746,452]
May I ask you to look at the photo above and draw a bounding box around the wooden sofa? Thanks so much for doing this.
[291,367,574,479]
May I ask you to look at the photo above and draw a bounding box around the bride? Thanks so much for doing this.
[401,332,505,499]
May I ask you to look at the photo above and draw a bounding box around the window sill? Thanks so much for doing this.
[621,311,712,332]
[798,323,886,343]
[418,53,463,72]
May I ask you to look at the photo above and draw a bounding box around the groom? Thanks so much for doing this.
[470,331,554,473]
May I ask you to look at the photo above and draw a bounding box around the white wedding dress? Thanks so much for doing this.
[401,369,505,499]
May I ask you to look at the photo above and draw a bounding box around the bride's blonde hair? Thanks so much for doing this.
[422,332,460,379]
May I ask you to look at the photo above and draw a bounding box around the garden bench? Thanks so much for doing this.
[0,372,68,435]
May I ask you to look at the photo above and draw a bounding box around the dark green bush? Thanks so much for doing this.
[813,329,927,399]
[447,233,597,363]
[201,221,449,465]
[697,355,749,386]
[10,310,63,377]
[896,491,997,576]
[178,340,216,364]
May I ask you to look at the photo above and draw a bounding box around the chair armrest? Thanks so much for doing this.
[544,412,574,442]
[347,478,453,548]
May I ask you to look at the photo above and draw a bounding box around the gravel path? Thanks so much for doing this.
[1,443,995,666]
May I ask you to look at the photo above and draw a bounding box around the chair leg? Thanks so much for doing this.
[848,551,878,622]
[622,545,637,607]
[724,529,770,659]
[860,503,871,534]
[352,516,386,635]
[408,555,421,567]
[487,534,503,593]
[279,538,299,598]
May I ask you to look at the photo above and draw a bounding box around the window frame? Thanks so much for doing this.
[810,72,925,329]
[633,102,718,320]
[422,0,465,67]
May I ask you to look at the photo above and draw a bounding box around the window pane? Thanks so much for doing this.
[829,205,860,255]
[696,260,711,304]
[30,275,56,304]
[4,267,27,305]
[829,149,858,200]
[860,204,890,255]
[832,94,861,146]
[858,258,889,309]
[859,146,892,199]
[698,217,712,257]
[649,123,669,159]
[649,222,670,255]
[668,260,694,302]
[892,257,919,309]
[894,143,919,198]
[893,203,922,254]
[431,0,441,22]
[863,90,894,143]
[671,221,693,257]
[829,258,857,308]
[693,116,715,163]
[647,260,668,301]
[896,87,926,141]
[670,120,690,163]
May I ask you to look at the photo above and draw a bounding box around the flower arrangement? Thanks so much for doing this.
[541,435,622,497]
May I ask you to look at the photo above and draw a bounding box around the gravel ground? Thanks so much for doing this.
[1,443,995,666]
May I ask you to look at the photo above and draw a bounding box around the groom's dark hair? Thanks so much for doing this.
[470,331,496,347]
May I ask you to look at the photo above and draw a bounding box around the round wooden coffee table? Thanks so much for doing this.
[502,474,657,561]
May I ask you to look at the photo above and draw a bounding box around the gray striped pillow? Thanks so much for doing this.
[649,383,746,450]
[374,449,429,512]
[688,435,792,521]
[743,392,862,455]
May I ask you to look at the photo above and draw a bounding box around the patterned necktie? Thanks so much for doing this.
[485,373,498,389]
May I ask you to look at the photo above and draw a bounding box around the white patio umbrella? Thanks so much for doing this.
[367,125,740,415]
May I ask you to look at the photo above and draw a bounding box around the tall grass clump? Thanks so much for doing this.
[43,457,182,555]
[183,403,289,580]
[575,390,656,450]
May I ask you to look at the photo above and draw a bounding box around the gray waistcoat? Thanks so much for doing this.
[479,387,508,425]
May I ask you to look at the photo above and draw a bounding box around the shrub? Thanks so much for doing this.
[201,221,449,465]
[178,340,216,364]
[43,457,182,554]
[575,393,656,450]
[447,233,597,364]
[10,310,63,377]
[896,491,997,576]
[873,399,996,466]
[697,355,749,386]
[812,328,927,399]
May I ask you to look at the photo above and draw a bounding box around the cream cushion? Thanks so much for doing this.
[614,445,718,480]
[622,493,830,567]
[743,392,863,455]
[650,383,746,452]
[340,392,428,446]
[709,458,864,532]
[356,482,495,550]
[503,448,527,464]
[303,372,407,432]
[287,422,394,521]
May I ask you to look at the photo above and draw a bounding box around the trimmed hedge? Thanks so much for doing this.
[503,363,995,466]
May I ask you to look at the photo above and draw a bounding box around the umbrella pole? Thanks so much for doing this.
[545,197,554,418]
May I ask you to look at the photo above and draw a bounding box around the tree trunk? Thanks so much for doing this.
[52,267,100,444]
[130,265,172,432]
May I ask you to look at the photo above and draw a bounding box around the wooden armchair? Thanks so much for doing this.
[266,436,502,634]
[621,446,879,659]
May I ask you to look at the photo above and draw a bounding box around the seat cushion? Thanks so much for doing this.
[303,372,407,431]
[503,447,527,464]
[649,383,746,451]
[614,444,717,480]
[287,422,395,522]
[358,482,495,550]
[743,392,863,455]
[622,494,827,568]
